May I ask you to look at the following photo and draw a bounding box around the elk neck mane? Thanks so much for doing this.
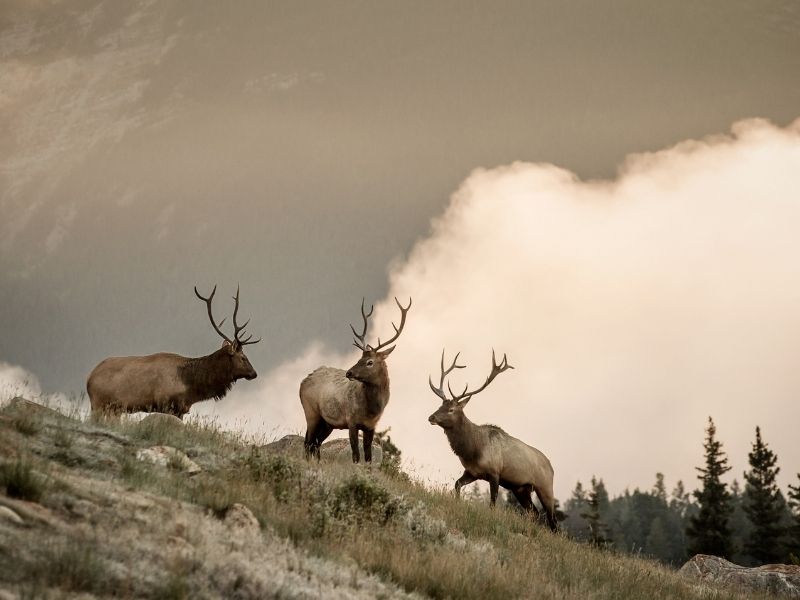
[359,370,390,414]
[442,415,487,465]
[179,348,235,401]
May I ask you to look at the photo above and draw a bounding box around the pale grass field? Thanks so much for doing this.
[0,399,773,599]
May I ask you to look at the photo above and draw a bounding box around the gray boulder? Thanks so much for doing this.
[137,413,184,428]
[262,434,383,465]
[320,438,383,465]
[262,434,305,457]
[679,554,800,598]
[136,445,201,474]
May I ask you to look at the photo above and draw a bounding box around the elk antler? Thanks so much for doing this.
[231,285,261,346]
[350,298,374,351]
[429,349,513,403]
[428,350,466,401]
[195,285,260,347]
[350,296,412,352]
[195,285,233,345]
[371,297,412,352]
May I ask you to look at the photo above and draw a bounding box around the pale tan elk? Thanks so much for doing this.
[87,286,260,417]
[299,297,411,463]
[428,350,558,531]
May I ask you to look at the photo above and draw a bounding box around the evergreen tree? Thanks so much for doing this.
[788,474,800,564]
[743,427,785,564]
[562,480,591,542]
[653,473,667,503]
[728,479,752,565]
[581,476,610,548]
[570,481,587,508]
[670,480,692,518]
[646,516,672,560]
[686,417,734,558]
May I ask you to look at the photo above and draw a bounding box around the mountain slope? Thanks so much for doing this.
[0,399,772,599]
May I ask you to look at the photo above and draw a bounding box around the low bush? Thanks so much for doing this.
[0,457,47,502]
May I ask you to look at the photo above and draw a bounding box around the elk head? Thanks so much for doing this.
[428,349,513,429]
[194,285,260,381]
[344,296,412,385]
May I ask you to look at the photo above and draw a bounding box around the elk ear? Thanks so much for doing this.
[222,340,235,354]
[377,346,395,359]
[457,396,471,408]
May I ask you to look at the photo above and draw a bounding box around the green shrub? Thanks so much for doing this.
[331,473,406,525]
[244,449,299,502]
[0,457,47,502]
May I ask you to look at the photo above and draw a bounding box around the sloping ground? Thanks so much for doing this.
[0,399,775,599]
[0,400,416,599]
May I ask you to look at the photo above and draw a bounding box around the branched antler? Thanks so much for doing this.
[350,298,374,350]
[231,285,260,346]
[372,297,412,352]
[195,285,233,345]
[349,297,412,351]
[428,350,466,401]
[429,349,513,403]
[195,285,260,347]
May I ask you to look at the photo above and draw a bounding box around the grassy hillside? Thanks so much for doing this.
[0,398,771,599]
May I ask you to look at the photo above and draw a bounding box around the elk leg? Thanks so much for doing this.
[488,476,500,507]
[303,421,317,460]
[362,428,375,463]
[313,421,333,460]
[513,487,540,519]
[304,419,331,461]
[454,471,477,498]
[348,426,360,463]
[534,486,558,532]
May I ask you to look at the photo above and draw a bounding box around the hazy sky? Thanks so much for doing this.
[2,1,800,498]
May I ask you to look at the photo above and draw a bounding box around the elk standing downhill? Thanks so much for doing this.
[428,350,558,531]
[87,286,260,417]
[299,297,411,463]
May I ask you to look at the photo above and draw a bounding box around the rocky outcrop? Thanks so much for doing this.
[136,412,185,430]
[679,554,800,598]
[262,434,305,456]
[320,438,383,465]
[0,507,22,525]
[136,445,201,474]
[263,434,383,465]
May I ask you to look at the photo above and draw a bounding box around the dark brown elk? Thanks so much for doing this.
[299,297,411,463]
[87,286,260,417]
[428,350,557,531]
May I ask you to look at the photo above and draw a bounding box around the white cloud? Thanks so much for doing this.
[214,117,800,499]
[0,361,78,414]
[192,342,346,442]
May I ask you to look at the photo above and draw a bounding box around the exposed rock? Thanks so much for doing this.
[136,412,185,430]
[320,438,383,465]
[262,434,384,465]
[0,506,23,525]
[224,503,260,536]
[679,554,800,598]
[262,434,304,457]
[136,445,201,474]
[1,396,64,420]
